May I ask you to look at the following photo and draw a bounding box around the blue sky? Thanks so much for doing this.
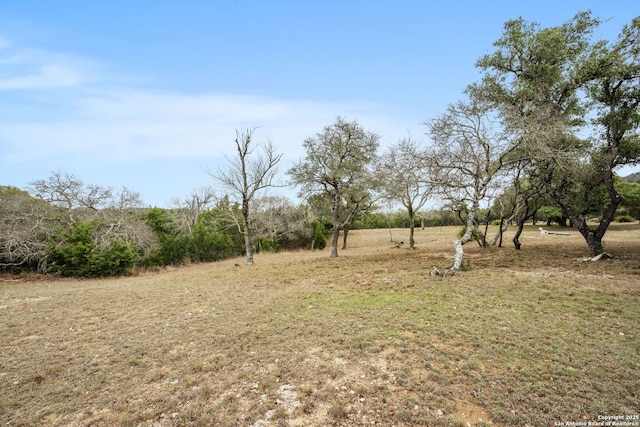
[0,1,637,207]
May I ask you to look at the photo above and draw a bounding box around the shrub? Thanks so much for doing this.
[615,214,635,223]
[190,222,236,262]
[145,207,244,266]
[257,238,278,252]
[90,240,136,276]
[311,220,327,250]
[46,221,135,277]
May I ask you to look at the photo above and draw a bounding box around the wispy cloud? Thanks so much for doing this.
[0,35,424,204]
[2,88,421,163]
[0,37,100,90]
[0,35,423,163]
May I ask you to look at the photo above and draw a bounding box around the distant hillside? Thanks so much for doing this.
[623,172,640,183]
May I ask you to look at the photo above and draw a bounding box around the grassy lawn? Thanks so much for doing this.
[1,224,639,426]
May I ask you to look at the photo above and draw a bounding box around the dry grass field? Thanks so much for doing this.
[1,224,639,426]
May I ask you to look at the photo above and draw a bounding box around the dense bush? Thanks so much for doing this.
[189,221,238,262]
[355,213,389,229]
[311,220,327,250]
[145,208,187,265]
[46,221,136,277]
[145,207,243,266]
[615,215,635,223]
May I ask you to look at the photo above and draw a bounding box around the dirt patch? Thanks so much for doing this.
[451,396,494,426]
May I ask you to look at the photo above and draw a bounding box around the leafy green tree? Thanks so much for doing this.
[30,171,152,268]
[189,221,235,262]
[204,196,246,254]
[146,207,173,236]
[146,207,190,266]
[537,206,567,226]
[615,176,640,219]
[91,240,137,276]
[300,176,376,250]
[474,12,640,257]
[289,117,380,258]
[355,211,389,229]
[421,208,463,227]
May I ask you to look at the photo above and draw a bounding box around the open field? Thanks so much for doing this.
[1,224,639,426]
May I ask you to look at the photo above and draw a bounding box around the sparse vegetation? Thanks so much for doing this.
[2,225,638,426]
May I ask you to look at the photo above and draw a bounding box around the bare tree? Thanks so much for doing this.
[170,186,217,234]
[99,186,147,249]
[250,195,312,250]
[0,186,58,271]
[426,97,515,270]
[3,174,149,272]
[208,128,282,265]
[29,171,151,254]
[30,171,112,221]
[376,136,432,249]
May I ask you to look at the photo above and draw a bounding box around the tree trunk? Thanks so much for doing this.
[342,224,350,250]
[491,218,509,247]
[564,214,609,258]
[243,225,254,265]
[385,212,394,242]
[497,217,505,247]
[491,203,521,247]
[408,217,416,249]
[242,201,254,265]
[481,218,489,247]
[409,208,416,249]
[451,202,477,271]
[512,218,525,250]
[452,238,465,270]
[560,215,568,227]
[586,231,604,257]
[330,227,340,258]
[330,191,341,258]
[552,184,620,258]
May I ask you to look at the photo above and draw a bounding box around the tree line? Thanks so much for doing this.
[0,173,475,276]
[1,11,639,276]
